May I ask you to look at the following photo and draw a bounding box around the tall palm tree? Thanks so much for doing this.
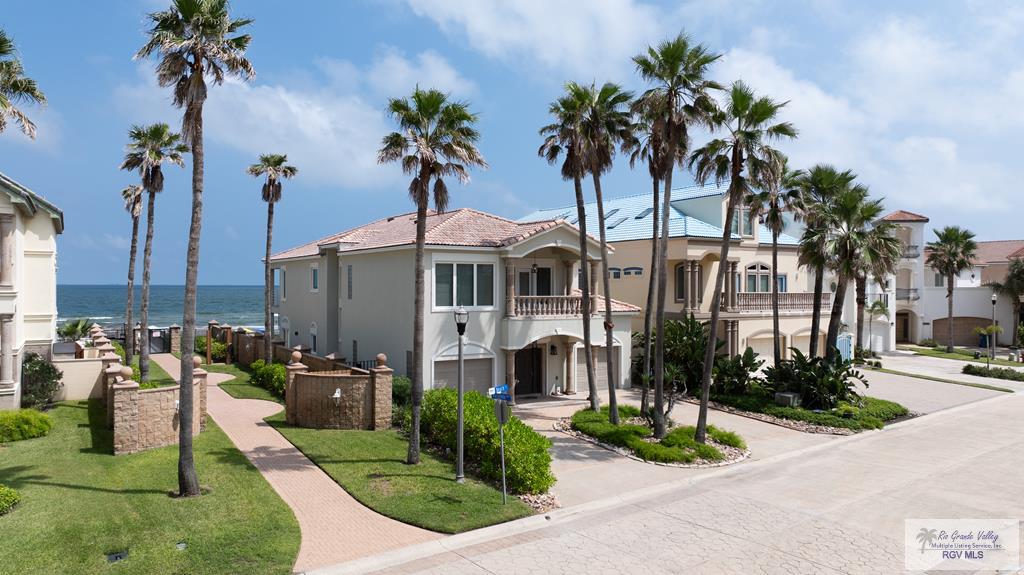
[689,81,797,443]
[119,124,188,383]
[745,161,802,366]
[989,258,1024,347]
[633,33,722,438]
[121,184,143,368]
[248,154,298,363]
[136,0,254,497]
[808,187,900,360]
[539,83,600,412]
[578,82,635,424]
[378,88,486,464]
[926,226,978,353]
[0,29,45,139]
[866,298,889,354]
[792,165,855,357]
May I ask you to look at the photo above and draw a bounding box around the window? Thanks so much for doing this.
[610,267,622,279]
[776,274,788,293]
[934,273,945,287]
[347,264,353,299]
[310,264,319,292]
[435,262,494,308]
[730,205,754,237]
[745,264,772,292]
[624,267,643,277]
[281,268,287,300]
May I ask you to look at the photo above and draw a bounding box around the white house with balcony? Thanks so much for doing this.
[269,208,638,402]
[0,171,63,410]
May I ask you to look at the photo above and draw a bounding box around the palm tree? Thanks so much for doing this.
[0,29,46,139]
[136,0,254,497]
[633,33,722,438]
[866,298,889,354]
[121,184,143,368]
[539,83,600,412]
[926,226,978,353]
[378,88,486,464]
[690,81,796,443]
[248,154,298,363]
[119,124,188,383]
[808,187,900,360]
[745,160,802,366]
[916,527,937,554]
[989,258,1024,347]
[578,82,635,424]
[58,318,92,341]
[792,165,855,357]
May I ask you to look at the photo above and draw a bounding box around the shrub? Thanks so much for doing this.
[392,375,411,408]
[422,389,554,494]
[20,353,63,409]
[860,397,909,421]
[196,336,227,362]
[0,485,19,516]
[919,338,937,348]
[712,347,765,396]
[250,359,287,397]
[963,364,1024,382]
[766,348,866,410]
[0,409,53,442]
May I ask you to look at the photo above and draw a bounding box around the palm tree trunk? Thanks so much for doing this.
[408,176,429,465]
[809,266,824,358]
[855,275,866,353]
[264,201,275,362]
[591,172,618,424]
[573,175,598,412]
[652,155,675,438]
[825,277,848,360]
[125,214,139,369]
[771,229,781,366]
[696,152,741,444]
[640,176,659,415]
[946,276,954,353]
[139,190,156,383]
[177,100,203,498]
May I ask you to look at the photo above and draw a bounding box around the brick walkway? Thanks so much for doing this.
[150,354,441,573]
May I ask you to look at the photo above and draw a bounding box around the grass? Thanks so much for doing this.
[877,367,1015,393]
[265,412,532,533]
[0,400,299,575]
[710,394,908,431]
[903,345,1024,368]
[130,357,176,389]
[204,363,283,404]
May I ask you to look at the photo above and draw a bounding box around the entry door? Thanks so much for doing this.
[896,313,908,342]
[517,268,552,296]
[514,347,544,395]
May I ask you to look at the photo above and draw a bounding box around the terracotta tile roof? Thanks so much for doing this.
[570,289,641,314]
[974,240,1024,264]
[271,208,573,261]
[880,209,929,222]
[1009,246,1024,259]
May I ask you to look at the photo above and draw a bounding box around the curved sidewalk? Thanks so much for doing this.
[150,354,441,573]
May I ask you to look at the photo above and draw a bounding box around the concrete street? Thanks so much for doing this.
[882,351,1024,392]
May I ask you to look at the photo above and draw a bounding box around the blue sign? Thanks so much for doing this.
[489,384,509,394]
[491,392,512,401]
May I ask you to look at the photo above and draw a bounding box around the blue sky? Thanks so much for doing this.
[3,0,1022,284]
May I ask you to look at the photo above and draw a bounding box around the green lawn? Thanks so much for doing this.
[904,345,1024,368]
[0,401,299,574]
[136,357,176,389]
[266,412,532,533]
[204,363,282,404]
[710,394,909,431]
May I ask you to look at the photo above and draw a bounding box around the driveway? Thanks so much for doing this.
[882,351,1024,392]
[854,368,1005,413]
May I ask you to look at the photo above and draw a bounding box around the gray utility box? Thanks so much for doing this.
[774,392,801,407]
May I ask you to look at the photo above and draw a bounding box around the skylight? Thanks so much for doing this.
[635,207,653,219]
[604,208,620,220]
[608,216,628,229]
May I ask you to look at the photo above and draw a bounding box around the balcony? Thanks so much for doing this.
[896,288,920,301]
[735,292,831,314]
[513,295,589,316]
[902,244,920,259]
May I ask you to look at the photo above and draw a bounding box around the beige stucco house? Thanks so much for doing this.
[269,208,637,402]
[0,171,63,410]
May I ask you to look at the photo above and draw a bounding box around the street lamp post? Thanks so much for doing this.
[991,293,998,366]
[454,306,468,484]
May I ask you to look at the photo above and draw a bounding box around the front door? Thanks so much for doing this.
[514,346,544,396]
[896,312,909,342]
[517,267,552,296]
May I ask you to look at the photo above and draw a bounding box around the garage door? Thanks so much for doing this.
[576,346,619,390]
[933,317,991,347]
[791,334,823,357]
[433,358,493,395]
[746,337,775,361]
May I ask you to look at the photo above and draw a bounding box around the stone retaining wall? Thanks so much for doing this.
[285,352,392,430]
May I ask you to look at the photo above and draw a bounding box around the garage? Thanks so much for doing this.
[745,336,776,361]
[433,358,493,395]
[791,333,824,357]
[933,317,992,347]
[576,346,619,390]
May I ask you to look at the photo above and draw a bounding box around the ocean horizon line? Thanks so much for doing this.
[58,283,263,287]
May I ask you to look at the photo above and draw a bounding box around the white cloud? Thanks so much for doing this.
[0,107,63,153]
[365,48,476,97]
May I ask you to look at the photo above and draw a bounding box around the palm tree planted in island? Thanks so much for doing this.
[120,123,188,383]
[578,82,635,424]
[136,0,255,497]
[539,83,600,412]
[0,29,46,139]
[122,184,143,368]
[689,81,796,443]
[248,154,298,363]
[989,257,1024,347]
[926,226,978,353]
[633,33,722,438]
[378,88,487,464]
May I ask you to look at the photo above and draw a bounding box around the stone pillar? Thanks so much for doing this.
[113,366,140,455]
[724,321,734,356]
[168,324,181,356]
[564,260,573,295]
[504,260,516,318]
[105,362,123,428]
[505,349,516,405]
[192,356,208,432]
[589,260,599,298]
[732,321,741,356]
[690,261,700,310]
[0,214,13,288]
[285,351,308,424]
[100,351,120,401]
[206,320,218,365]
[369,353,393,430]
[0,314,13,408]
[729,262,739,311]
[563,342,575,394]
[220,324,232,364]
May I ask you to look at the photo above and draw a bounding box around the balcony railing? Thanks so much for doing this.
[896,288,920,301]
[736,292,831,313]
[513,295,590,316]
[902,244,920,259]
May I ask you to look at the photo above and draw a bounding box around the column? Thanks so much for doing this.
[563,342,575,394]
[0,315,13,389]
[680,260,689,309]
[220,324,232,364]
[732,321,741,356]
[690,261,700,311]
[285,351,308,425]
[504,260,516,317]
[728,262,739,311]
[206,320,218,365]
[505,350,516,405]
[564,261,573,295]
[0,214,13,288]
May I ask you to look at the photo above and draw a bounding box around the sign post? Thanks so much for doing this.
[492,393,510,505]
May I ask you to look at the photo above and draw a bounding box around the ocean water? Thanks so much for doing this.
[57,285,265,328]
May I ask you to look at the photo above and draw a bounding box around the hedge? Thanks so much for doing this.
[0,409,53,443]
[963,363,1024,382]
[0,485,19,516]
[421,389,554,494]
[196,336,227,362]
[250,360,287,397]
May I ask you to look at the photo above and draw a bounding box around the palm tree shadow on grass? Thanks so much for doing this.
[0,464,164,495]
[80,399,113,455]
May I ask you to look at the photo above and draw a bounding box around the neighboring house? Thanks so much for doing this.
[521,182,869,360]
[0,171,64,410]
[887,209,1022,346]
[269,208,638,402]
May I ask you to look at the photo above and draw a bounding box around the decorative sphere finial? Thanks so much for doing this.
[193,356,202,369]
[291,350,302,364]
[120,366,134,380]
[376,353,387,367]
